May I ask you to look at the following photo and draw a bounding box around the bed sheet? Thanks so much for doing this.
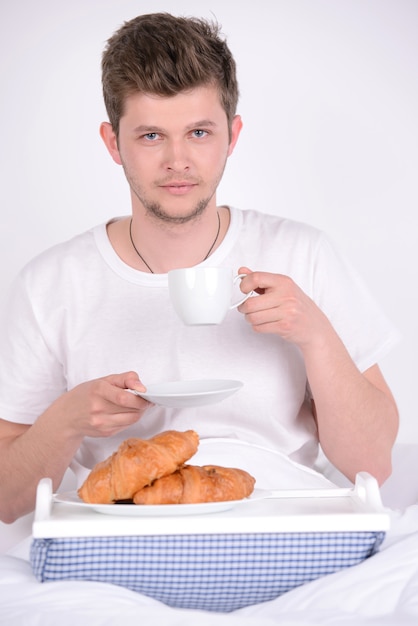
[1,509,418,626]
[1,443,417,625]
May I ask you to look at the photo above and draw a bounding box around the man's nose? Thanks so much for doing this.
[163,139,191,171]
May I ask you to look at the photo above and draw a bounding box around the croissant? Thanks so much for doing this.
[78,430,199,504]
[132,464,256,505]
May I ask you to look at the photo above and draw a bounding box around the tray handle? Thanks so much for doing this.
[354,472,384,510]
[34,477,53,522]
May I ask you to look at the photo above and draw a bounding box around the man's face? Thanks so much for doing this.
[102,85,242,224]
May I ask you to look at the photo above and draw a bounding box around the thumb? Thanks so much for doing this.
[103,371,147,392]
[237,267,265,296]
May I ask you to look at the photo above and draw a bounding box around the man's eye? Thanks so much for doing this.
[143,132,159,141]
[193,129,207,138]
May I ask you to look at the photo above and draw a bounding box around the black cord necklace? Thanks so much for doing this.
[129,211,221,273]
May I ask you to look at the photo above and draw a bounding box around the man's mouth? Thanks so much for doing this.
[161,181,197,195]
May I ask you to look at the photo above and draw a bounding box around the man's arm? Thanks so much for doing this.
[304,341,398,484]
[238,269,399,485]
[0,371,149,523]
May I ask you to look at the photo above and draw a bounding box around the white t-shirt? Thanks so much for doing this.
[0,208,399,473]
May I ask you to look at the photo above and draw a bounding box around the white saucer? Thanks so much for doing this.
[129,379,243,408]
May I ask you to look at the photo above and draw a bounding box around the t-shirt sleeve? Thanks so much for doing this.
[0,271,67,425]
[310,232,401,372]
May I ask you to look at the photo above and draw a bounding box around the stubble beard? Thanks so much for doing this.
[124,171,213,225]
[123,161,227,226]
[142,196,211,225]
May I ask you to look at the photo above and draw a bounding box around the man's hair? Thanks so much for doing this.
[102,13,239,135]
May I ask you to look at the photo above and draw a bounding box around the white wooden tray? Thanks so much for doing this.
[32,472,390,538]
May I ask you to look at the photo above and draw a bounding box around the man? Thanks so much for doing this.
[0,13,399,523]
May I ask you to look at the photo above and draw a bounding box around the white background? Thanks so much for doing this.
[0,0,417,443]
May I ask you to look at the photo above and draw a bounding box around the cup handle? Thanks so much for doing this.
[230,273,255,309]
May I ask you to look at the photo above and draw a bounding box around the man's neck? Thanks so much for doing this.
[107,206,230,274]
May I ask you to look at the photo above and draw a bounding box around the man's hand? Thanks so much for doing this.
[237,267,331,349]
[50,371,152,439]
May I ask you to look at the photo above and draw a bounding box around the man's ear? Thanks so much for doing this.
[99,122,122,165]
[227,115,243,156]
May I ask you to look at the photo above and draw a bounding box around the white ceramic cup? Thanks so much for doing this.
[168,267,253,325]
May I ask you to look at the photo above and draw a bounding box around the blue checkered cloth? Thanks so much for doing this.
[30,532,384,612]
